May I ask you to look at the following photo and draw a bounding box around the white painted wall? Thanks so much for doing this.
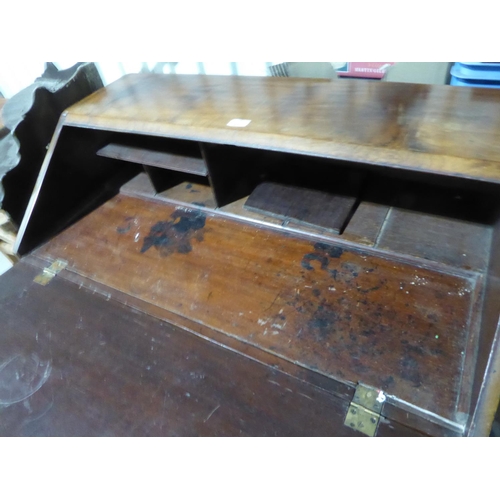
[0,62,452,101]
[0,62,273,98]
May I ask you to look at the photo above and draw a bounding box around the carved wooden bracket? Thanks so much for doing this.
[0,63,103,226]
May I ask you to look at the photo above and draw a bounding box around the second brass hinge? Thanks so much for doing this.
[33,259,67,285]
[344,383,386,437]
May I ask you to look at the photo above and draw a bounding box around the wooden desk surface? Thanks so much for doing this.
[35,192,478,430]
[65,74,500,184]
[0,260,423,437]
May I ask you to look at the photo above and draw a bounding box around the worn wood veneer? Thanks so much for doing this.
[120,174,387,248]
[377,208,492,272]
[35,193,480,425]
[244,182,358,234]
[65,74,500,183]
[6,73,500,436]
[1,261,426,436]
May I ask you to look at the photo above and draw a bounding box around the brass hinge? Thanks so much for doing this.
[33,259,67,285]
[344,383,386,437]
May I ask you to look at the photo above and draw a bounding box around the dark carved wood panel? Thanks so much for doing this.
[0,63,103,225]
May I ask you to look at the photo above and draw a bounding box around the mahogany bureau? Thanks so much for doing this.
[1,74,499,436]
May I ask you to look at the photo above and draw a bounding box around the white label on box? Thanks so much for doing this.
[227,119,251,128]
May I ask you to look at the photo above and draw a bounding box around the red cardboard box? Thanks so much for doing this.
[335,62,394,79]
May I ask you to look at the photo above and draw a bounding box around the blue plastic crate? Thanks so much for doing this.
[451,62,500,82]
[450,75,500,89]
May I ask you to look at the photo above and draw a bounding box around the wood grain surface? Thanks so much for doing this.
[36,193,479,423]
[0,261,424,436]
[120,174,388,247]
[97,143,208,176]
[244,182,358,234]
[63,74,500,183]
[122,173,492,273]
[5,73,500,436]
[377,208,492,272]
[468,215,500,435]
[227,196,389,247]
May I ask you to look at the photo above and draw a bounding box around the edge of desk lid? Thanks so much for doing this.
[63,73,500,185]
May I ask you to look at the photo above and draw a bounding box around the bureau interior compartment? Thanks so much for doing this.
[16,127,216,254]
[96,136,207,187]
[196,143,500,433]
[96,131,220,209]
[32,185,500,434]
[200,143,497,272]
[19,125,500,273]
[16,123,500,434]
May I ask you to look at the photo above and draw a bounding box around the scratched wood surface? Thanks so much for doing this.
[63,74,500,183]
[121,174,387,247]
[35,193,479,423]
[244,182,358,234]
[0,261,426,437]
[121,174,492,272]
[227,196,389,247]
[377,208,492,272]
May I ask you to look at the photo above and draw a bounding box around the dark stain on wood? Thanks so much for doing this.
[36,194,479,421]
[116,216,136,234]
[2,262,390,437]
[400,355,423,388]
[263,236,476,411]
[140,208,206,256]
[314,242,344,258]
[301,242,345,272]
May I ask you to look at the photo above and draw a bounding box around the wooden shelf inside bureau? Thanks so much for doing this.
[97,143,208,177]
